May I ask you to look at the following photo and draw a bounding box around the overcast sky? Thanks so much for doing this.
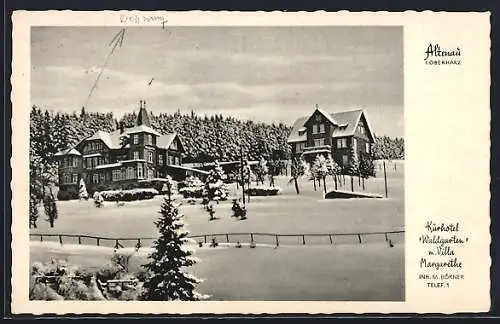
[31,26,403,137]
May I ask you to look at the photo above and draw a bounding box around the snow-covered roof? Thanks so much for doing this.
[125,125,161,136]
[287,108,375,143]
[54,148,81,157]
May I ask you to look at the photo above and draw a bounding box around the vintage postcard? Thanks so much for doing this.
[11,11,490,314]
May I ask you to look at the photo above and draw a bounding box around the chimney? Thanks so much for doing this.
[119,121,124,134]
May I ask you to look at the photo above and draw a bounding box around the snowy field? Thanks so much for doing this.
[31,241,404,301]
[29,161,405,300]
[31,163,404,240]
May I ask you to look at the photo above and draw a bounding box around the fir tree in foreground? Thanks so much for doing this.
[141,190,206,301]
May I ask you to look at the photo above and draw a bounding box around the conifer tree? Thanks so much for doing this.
[78,178,89,200]
[141,186,205,301]
[43,191,58,228]
[254,157,268,185]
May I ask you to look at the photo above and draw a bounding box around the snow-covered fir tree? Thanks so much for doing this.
[203,160,229,203]
[254,157,268,185]
[78,178,89,200]
[141,194,206,301]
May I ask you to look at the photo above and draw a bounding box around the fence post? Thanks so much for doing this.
[275,235,279,247]
[250,233,254,243]
[302,235,306,245]
[384,233,389,242]
[357,234,362,244]
[96,238,100,247]
[59,235,63,245]
[383,161,388,198]
[40,235,43,242]
[226,234,229,243]
[78,236,82,245]
[115,240,120,249]
[204,235,207,244]
[329,234,333,245]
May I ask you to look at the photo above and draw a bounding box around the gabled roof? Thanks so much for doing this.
[54,148,82,157]
[287,108,375,143]
[125,125,161,136]
[86,130,114,148]
[157,132,185,152]
[303,107,341,127]
[287,116,308,143]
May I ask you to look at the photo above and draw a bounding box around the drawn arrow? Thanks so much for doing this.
[83,28,126,109]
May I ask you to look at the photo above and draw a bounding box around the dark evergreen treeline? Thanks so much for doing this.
[119,110,292,163]
[371,135,405,160]
[30,106,404,172]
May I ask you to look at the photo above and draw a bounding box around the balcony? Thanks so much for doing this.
[301,144,332,155]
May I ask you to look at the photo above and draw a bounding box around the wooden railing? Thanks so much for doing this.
[30,230,404,248]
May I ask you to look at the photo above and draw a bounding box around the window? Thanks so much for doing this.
[358,123,365,135]
[93,173,99,184]
[146,134,152,145]
[365,142,370,153]
[296,142,306,153]
[137,163,144,179]
[158,154,163,165]
[148,151,153,163]
[112,169,121,181]
[314,138,325,147]
[319,123,325,133]
[100,173,106,183]
[64,174,71,184]
[168,155,173,165]
[337,138,347,148]
[93,157,98,167]
[148,169,154,179]
[312,124,318,134]
[72,174,78,184]
[342,155,349,166]
[133,151,139,160]
[174,156,180,165]
[169,140,177,150]
[353,138,357,151]
[127,167,135,180]
[133,135,139,144]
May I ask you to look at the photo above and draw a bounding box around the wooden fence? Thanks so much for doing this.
[30,230,404,248]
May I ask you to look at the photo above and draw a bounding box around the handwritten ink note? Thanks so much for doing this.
[119,14,167,27]
[417,221,469,288]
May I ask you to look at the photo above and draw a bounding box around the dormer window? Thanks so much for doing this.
[133,151,139,160]
[312,124,318,134]
[298,128,306,136]
[169,140,178,150]
[319,123,325,133]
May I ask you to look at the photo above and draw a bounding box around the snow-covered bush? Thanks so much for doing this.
[178,176,204,198]
[99,188,159,202]
[244,186,282,196]
[29,259,106,301]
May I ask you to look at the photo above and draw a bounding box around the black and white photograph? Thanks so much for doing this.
[27,25,405,302]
